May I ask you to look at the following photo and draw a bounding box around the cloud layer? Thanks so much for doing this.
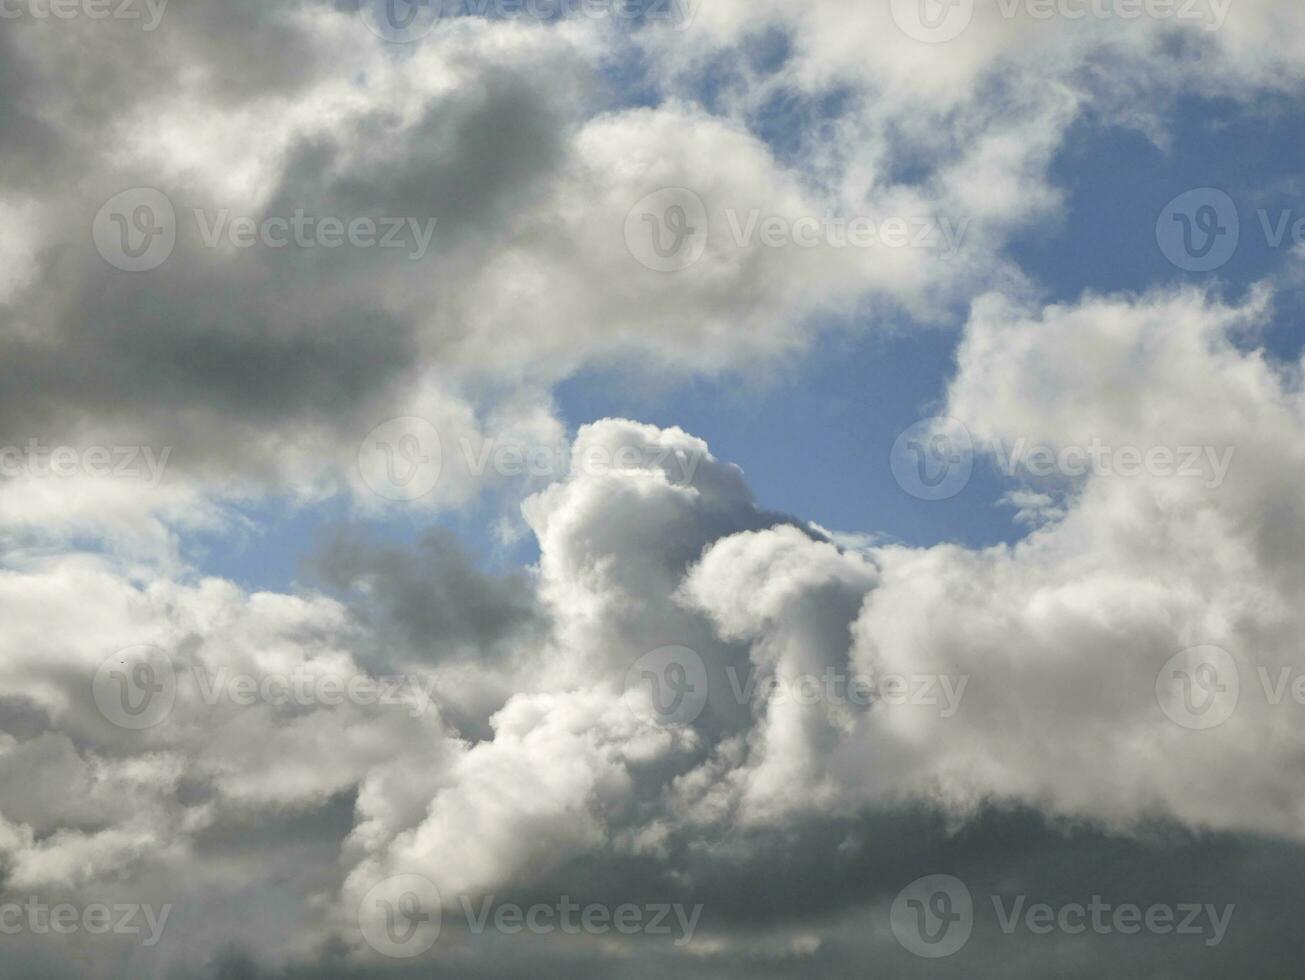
[4,2,1305,977]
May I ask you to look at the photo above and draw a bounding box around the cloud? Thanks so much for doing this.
[6,293,1305,973]
[6,4,1305,977]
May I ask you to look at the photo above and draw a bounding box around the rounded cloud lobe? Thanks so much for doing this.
[6,290,1305,973]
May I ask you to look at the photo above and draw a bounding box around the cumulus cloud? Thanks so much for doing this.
[6,286,1305,971]
[6,3,1305,977]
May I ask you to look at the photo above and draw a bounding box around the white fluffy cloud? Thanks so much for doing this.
[6,3,1305,977]
[673,285,1305,840]
[6,280,1305,973]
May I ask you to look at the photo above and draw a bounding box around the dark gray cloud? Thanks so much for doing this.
[308,525,548,668]
[0,4,585,486]
[9,806,1299,979]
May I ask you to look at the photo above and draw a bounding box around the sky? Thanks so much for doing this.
[206,74,1305,588]
[2,0,1305,977]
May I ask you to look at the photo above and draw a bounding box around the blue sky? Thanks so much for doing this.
[194,83,1305,595]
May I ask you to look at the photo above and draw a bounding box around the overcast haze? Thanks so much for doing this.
[2,0,1305,976]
